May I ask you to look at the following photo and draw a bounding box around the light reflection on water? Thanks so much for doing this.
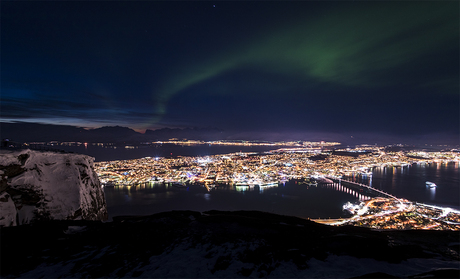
[103,162,458,220]
[103,180,370,220]
[345,162,459,208]
[429,187,436,201]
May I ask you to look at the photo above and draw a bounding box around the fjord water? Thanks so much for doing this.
[346,162,459,209]
[103,182,362,220]
[103,162,459,220]
[56,143,278,162]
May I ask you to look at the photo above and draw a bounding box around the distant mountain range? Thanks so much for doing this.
[0,122,224,143]
[144,127,224,141]
[2,122,458,146]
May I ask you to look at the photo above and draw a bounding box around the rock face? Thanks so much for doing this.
[0,149,108,226]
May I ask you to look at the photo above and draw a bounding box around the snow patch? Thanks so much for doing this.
[17,205,36,225]
[0,149,107,226]
[64,226,87,234]
[270,254,460,278]
[0,193,17,226]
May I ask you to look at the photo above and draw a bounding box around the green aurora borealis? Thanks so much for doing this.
[151,2,458,124]
[1,1,458,141]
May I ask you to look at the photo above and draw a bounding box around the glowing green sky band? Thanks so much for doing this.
[148,2,457,126]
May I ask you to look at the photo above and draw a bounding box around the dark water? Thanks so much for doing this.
[345,162,460,209]
[103,181,364,220]
[103,163,459,220]
[57,144,278,162]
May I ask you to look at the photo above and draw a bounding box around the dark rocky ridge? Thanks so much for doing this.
[1,122,224,143]
[1,210,458,278]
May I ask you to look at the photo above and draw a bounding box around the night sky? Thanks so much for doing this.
[1,1,459,142]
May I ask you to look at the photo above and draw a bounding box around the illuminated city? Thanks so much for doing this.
[94,142,460,231]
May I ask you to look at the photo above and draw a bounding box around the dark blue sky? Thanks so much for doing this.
[1,1,458,142]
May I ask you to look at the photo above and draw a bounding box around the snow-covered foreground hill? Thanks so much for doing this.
[2,210,458,278]
[0,149,107,226]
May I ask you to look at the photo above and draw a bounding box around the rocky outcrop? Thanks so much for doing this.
[0,149,108,226]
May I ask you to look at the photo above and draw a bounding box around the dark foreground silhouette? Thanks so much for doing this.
[2,210,459,278]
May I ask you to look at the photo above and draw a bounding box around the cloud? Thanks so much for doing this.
[0,93,162,129]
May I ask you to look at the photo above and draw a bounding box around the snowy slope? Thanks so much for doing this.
[0,149,107,226]
[2,210,458,278]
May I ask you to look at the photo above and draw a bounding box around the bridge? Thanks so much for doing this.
[312,176,406,225]
[325,176,401,201]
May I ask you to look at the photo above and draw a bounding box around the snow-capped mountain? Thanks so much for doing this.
[0,149,107,226]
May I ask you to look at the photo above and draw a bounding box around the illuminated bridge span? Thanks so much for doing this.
[325,176,402,202]
[321,182,371,201]
[314,177,407,226]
